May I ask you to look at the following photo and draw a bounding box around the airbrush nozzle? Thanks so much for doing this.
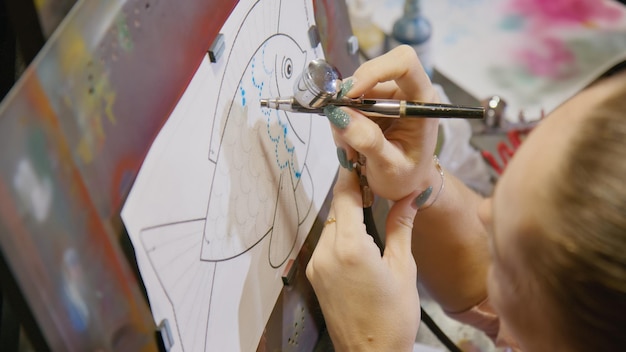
[259,98,289,109]
[260,97,324,114]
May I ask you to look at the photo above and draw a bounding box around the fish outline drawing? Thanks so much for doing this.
[137,0,322,350]
[202,32,314,267]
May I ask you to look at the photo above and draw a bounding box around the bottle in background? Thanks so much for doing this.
[347,0,386,60]
[389,0,433,77]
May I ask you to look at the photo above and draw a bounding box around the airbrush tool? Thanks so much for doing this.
[261,58,471,352]
[260,58,485,119]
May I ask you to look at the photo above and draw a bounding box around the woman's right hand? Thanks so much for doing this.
[327,45,441,201]
[306,168,421,352]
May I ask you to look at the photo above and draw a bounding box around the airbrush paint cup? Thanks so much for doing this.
[293,58,343,109]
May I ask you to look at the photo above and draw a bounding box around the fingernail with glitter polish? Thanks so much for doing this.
[413,186,433,209]
[324,105,350,129]
[338,78,355,99]
[336,147,354,171]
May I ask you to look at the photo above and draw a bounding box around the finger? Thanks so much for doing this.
[331,168,364,244]
[347,45,438,102]
[334,107,406,169]
[361,81,401,100]
[307,205,338,281]
[318,202,337,246]
[383,192,419,259]
[331,129,358,172]
[305,248,316,281]
[335,104,440,166]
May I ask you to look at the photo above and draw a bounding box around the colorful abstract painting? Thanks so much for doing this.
[373,0,626,121]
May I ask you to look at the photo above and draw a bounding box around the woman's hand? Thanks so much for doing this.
[306,168,420,351]
[327,45,441,201]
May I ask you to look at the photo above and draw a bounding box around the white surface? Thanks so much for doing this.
[434,84,493,196]
[414,342,444,352]
[416,282,498,352]
[121,1,338,350]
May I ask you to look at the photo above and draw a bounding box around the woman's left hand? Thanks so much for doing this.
[306,168,421,352]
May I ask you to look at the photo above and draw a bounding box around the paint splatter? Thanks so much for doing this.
[506,0,623,28]
[116,15,134,52]
[516,37,575,78]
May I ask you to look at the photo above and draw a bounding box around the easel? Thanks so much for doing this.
[0,0,358,350]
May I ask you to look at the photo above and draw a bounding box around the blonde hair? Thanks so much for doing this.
[524,71,626,351]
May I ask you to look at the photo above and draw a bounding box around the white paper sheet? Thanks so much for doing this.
[373,0,626,121]
[121,1,338,350]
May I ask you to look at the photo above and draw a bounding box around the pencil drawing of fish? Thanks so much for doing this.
[202,33,314,268]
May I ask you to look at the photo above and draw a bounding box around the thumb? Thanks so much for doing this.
[383,193,419,259]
